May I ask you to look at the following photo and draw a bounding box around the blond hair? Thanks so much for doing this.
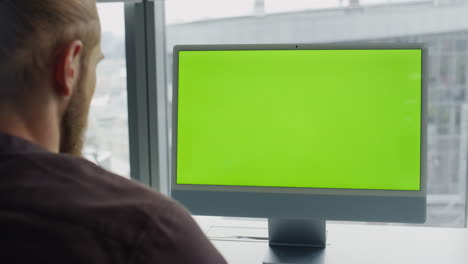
[0,0,100,102]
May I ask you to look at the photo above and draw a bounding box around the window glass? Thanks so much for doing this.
[84,3,130,178]
[266,0,340,13]
[165,0,254,24]
[166,0,468,227]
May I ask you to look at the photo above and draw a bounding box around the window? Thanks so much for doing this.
[85,3,130,178]
[165,0,254,24]
[165,0,468,227]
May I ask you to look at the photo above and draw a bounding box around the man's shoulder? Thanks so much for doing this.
[29,151,176,210]
[0,151,227,263]
[44,154,227,263]
[3,151,180,237]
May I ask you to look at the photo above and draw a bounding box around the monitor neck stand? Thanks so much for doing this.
[263,219,327,264]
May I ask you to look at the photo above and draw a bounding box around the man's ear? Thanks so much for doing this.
[54,40,84,97]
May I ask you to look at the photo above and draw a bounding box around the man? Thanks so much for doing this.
[0,0,226,263]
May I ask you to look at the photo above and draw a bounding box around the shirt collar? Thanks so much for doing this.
[0,132,50,154]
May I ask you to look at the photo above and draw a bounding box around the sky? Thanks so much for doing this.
[97,3,125,36]
[163,0,422,24]
[97,0,424,34]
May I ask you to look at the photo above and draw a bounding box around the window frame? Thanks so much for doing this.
[95,0,170,194]
[123,0,170,194]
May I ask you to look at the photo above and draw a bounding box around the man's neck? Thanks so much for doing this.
[0,105,60,153]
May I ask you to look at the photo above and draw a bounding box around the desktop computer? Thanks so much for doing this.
[171,44,426,263]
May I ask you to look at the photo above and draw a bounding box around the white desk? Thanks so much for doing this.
[195,217,468,264]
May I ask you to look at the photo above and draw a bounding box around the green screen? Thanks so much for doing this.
[176,49,422,190]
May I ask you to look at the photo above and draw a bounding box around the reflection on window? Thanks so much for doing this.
[84,3,129,178]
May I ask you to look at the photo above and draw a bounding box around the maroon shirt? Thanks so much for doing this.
[0,133,226,264]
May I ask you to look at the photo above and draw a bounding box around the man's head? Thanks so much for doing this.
[0,0,103,155]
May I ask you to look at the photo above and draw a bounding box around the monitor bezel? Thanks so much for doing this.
[171,43,427,200]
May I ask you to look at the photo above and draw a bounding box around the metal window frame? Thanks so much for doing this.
[149,0,171,196]
[123,0,170,195]
[124,1,151,185]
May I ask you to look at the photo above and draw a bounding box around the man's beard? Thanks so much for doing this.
[59,77,90,156]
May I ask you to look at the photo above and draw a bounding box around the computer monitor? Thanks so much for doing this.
[171,44,426,263]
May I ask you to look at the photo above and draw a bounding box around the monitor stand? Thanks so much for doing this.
[263,219,326,264]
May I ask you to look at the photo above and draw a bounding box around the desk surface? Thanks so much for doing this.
[194,217,468,264]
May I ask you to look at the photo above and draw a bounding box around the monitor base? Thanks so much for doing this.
[263,245,325,264]
[263,219,326,264]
